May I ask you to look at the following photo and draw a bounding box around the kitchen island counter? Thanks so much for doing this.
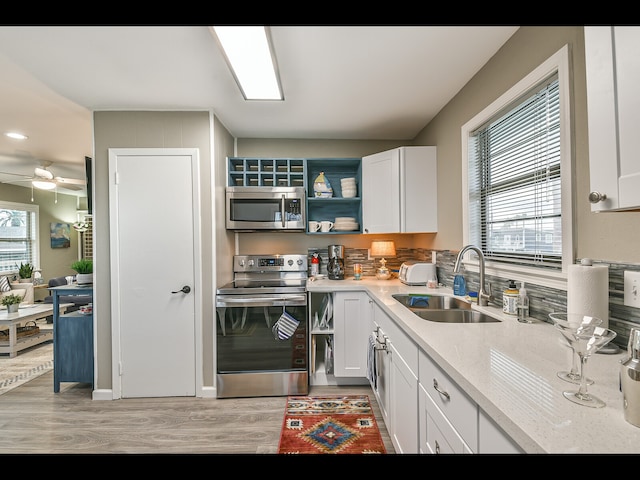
[307,276,638,454]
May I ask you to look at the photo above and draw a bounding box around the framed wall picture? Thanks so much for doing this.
[50,222,71,249]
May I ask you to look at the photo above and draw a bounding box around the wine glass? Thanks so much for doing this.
[548,313,602,385]
[561,326,617,407]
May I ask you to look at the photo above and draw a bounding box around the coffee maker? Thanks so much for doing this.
[327,244,345,280]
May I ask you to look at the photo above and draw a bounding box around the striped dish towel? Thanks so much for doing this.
[272,311,300,340]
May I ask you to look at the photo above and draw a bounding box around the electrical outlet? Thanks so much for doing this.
[624,271,640,308]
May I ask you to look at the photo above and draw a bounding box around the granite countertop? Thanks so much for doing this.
[307,275,640,454]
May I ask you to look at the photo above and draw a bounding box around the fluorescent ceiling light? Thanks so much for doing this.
[32,179,56,190]
[211,26,283,101]
[5,132,28,140]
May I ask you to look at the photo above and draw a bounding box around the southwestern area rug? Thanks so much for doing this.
[278,395,387,454]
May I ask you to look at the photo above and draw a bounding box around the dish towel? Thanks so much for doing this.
[367,333,377,389]
[272,311,300,340]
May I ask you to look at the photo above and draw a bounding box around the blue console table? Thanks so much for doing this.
[50,284,94,393]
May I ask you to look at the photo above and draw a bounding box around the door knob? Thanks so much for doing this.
[171,286,191,294]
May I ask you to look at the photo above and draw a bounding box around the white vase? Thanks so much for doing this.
[7,303,19,314]
[75,273,93,285]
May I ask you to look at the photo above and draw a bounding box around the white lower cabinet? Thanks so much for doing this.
[309,290,370,386]
[419,383,473,454]
[418,350,478,453]
[333,291,370,378]
[478,409,524,454]
[371,301,419,454]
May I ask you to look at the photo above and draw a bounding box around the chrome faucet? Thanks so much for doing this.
[453,245,492,307]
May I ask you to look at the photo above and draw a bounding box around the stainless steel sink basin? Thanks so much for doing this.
[392,294,500,323]
[392,294,471,310]
[411,309,501,323]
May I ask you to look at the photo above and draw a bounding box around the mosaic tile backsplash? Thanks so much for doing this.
[308,247,640,349]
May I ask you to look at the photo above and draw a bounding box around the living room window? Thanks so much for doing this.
[0,201,40,274]
[460,45,573,288]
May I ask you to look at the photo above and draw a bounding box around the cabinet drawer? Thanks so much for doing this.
[420,384,472,454]
[419,350,477,451]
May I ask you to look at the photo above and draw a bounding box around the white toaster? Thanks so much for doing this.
[399,261,436,286]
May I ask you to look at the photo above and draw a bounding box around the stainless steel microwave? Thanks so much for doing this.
[226,186,306,231]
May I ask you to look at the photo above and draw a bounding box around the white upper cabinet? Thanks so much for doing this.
[585,26,640,212]
[362,146,437,233]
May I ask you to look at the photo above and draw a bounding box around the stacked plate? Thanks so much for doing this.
[340,177,357,198]
[333,216,359,231]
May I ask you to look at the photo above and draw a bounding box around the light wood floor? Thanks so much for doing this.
[0,370,395,455]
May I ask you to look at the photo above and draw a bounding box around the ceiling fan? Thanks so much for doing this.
[0,161,86,192]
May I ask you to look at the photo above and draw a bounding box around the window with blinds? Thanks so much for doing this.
[468,73,561,269]
[0,202,40,274]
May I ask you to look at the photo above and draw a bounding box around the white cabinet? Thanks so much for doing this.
[419,383,473,454]
[371,300,419,454]
[362,146,437,233]
[585,26,640,212]
[418,350,477,453]
[309,290,370,386]
[478,409,523,454]
[333,291,370,378]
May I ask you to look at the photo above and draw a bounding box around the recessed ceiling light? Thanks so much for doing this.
[5,132,28,140]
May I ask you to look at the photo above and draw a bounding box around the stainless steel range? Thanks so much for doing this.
[215,254,308,398]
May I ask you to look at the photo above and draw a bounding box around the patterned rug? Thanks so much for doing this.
[278,395,387,454]
[0,338,53,395]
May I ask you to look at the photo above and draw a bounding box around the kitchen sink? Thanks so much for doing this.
[392,294,500,323]
[392,294,472,310]
[410,309,501,323]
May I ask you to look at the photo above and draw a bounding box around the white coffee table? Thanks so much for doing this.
[0,303,71,357]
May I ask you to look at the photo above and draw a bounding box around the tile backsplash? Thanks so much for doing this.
[308,247,640,349]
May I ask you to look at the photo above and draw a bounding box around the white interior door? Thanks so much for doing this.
[109,148,201,398]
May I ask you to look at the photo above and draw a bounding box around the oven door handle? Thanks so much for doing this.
[216,294,307,307]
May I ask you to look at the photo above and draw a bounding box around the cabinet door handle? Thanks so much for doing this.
[432,378,450,400]
[435,440,440,454]
[588,191,607,203]
[171,286,191,294]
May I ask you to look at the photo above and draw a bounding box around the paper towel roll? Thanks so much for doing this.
[567,262,609,328]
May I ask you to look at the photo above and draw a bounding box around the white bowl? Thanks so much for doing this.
[335,217,356,223]
[342,189,357,198]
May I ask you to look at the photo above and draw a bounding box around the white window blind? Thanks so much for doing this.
[0,202,39,274]
[468,73,562,269]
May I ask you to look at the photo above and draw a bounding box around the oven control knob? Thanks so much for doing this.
[238,259,245,267]
[248,259,255,267]
[296,259,303,266]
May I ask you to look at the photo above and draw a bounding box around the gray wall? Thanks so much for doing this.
[413,26,640,263]
[93,110,219,392]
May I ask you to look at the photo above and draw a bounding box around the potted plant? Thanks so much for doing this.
[18,262,34,282]
[2,293,23,313]
[71,259,93,285]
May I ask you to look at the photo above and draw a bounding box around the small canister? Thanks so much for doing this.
[502,280,519,315]
[621,328,640,428]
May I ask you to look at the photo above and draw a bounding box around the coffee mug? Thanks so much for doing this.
[308,221,321,232]
[320,221,334,232]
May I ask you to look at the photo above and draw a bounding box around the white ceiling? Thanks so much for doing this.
[0,25,519,196]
